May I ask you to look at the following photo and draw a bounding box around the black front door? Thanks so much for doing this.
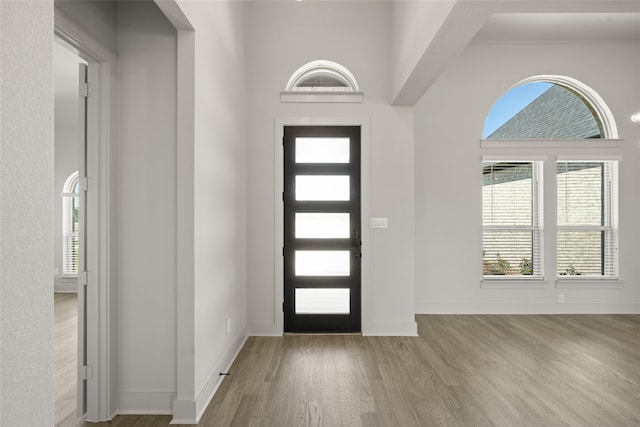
[283,126,361,333]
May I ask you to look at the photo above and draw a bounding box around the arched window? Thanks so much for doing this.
[285,60,359,92]
[482,76,619,281]
[281,60,362,103]
[484,76,617,139]
[62,171,79,275]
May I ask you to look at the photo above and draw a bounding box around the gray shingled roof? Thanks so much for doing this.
[488,84,602,139]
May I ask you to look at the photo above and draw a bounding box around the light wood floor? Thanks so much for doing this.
[78,314,640,427]
[55,293,84,427]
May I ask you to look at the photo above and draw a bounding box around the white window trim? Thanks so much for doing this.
[482,160,544,281]
[480,139,623,149]
[281,60,363,103]
[481,278,548,289]
[285,60,360,92]
[556,160,619,280]
[280,91,363,103]
[555,277,623,289]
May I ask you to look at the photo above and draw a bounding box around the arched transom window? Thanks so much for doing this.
[484,76,617,139]
[282,60,362,103]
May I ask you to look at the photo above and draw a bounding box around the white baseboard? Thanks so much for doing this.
[416,302,640,314]
[247,321,282,336]
[362,321,418,336]
[54,278,77,293]
[249,321,419,336]
[171,329,248,424]
[116,391,176,414]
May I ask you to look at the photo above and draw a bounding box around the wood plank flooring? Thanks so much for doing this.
[55,293,83,427]
[77,314,640,427]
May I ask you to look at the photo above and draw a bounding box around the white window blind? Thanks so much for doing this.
[62,172,80,275]
[483,161,543,278]
[557,161,618,277]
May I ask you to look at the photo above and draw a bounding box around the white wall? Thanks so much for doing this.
[164,1,248,421]
[391,0,455,100]
[415,42,640,313]
[116,1,178,412]
[245,1,417,336]
[54,42,82,292]
[0,1,55,425]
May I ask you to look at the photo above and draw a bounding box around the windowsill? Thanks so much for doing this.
[556,277,623,289]
[56,275,78,281]
[482,277,548,289]
[480,139,623,149]
[280,91,364,103]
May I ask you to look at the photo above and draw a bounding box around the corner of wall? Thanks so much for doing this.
[172,328,248,424]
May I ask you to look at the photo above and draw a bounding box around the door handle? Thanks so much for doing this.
[352,229,361,248]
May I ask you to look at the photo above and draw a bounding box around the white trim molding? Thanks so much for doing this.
[280,91,363,103]
[481,139,623,149]
[116,392,176,416]
[362,321,418,337]
[171,333,248,424]
[416,302,639,314]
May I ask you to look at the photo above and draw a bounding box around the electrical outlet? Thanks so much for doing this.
[226,318,231,335]
[559,294,565,304]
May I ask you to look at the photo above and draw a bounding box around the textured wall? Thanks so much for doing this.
[0,1,55,425]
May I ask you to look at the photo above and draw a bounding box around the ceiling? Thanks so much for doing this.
[474,12,640,44]
[474,0,640,44]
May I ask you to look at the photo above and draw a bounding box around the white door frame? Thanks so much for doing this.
[274,117,371,335]
[54,10,118,422]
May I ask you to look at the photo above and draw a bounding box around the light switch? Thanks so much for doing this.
[369,217,388,228]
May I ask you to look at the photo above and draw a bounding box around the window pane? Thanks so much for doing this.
[295,213,350,239]
[483,230,539,276]
[296,176,349,201]
[484,82,602,139]
[297,73,349,88]
[483,162,533,226]
[63,232,79,274]
[296,137,350,163]
[557,162,618,277]
[557,162,603,226]
[295,288,350,314]
[295,251,350,276]
[557,231,604,276]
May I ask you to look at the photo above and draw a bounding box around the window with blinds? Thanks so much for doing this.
[62,172,80,276]
[557,161,618,277]
[482,161,543,278]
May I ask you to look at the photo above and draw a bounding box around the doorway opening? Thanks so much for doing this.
[53,40,86,426]
[54,10,117,421]
[283,126,362,333]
